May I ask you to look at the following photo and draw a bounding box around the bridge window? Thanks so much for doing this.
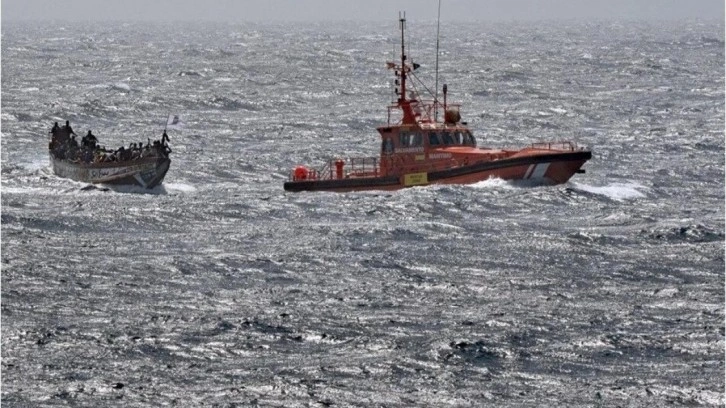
[428,132,441,146]
[399,132,423,147]
[463,130,476,146]
[382,137,393,154]
[453,131,464,145]
[412,132,422,146]
[441,132,454,145]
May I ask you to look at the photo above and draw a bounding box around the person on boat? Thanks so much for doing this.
[49,122,61,149]
[150,139,167,157]
[85,130,98,147]
[63,120,76,136]
[162,130,169,145]
[115,146,127,161]
[69,134,78,148]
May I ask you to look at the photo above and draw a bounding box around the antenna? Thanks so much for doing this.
[398,11,408,104]
[434,0,442,122]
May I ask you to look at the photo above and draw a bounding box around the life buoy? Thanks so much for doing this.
[294,165,310,180]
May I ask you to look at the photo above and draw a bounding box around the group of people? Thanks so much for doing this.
[49,120,172,164]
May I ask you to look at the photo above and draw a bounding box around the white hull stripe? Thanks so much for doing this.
[526,163,551,179]
[524,164,535,179]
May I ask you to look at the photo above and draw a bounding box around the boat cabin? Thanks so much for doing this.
[376,121,479,177]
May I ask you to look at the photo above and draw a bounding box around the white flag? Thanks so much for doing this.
[166,114,184,129]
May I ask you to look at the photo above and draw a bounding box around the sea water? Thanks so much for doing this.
[1,19,724,406]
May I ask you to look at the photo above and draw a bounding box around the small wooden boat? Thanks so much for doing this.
[284,15,591,193]
[48,123,171,189]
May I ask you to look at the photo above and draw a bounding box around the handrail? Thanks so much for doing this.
[529,141,578,151]
[290,157,380,181]
[387,100,462,125]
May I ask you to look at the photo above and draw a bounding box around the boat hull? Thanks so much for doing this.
[284,150,591,192]
[50,154,171,188]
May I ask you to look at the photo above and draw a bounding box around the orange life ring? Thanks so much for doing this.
[294,166,309,180]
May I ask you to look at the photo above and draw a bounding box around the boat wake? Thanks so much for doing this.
[97,182,197,195]
[468,177,527,190]
[162,182,198,193]
[569,181,647,201]
[100,184,171,195]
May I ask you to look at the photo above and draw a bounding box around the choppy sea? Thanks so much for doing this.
[1,18,724,407]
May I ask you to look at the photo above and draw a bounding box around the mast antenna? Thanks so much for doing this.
[399,11,407,103]
[434,0,442,122]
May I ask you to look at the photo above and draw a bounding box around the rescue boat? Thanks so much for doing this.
[284,15,591,193]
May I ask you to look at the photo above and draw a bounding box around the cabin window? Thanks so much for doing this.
[411,132,422,146]
[399,132,423,147]
[463,130,476,146]
[453,131,464,145]
[382,138,394,154]
[428,132,441,146]
[441,132,454,145]
[398,133,408,146]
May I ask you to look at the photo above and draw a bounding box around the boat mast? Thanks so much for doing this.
[398,12,407,105]
[397,12,417,124]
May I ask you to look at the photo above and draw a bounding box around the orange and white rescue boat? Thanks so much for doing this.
[284,15,591,193]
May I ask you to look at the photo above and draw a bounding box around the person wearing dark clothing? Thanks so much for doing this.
[162,130,169,145]
[86,130,97,147]
[49,122,61,149]
[81,130,96,148]
[69,135,78,148]
[63,120,76,135]
[117,146,132,161]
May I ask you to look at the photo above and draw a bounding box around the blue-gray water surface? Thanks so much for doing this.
[1,19,724,407]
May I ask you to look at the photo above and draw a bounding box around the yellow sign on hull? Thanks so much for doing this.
[403,172,428,186]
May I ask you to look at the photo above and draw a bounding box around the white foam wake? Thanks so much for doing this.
[571,181,647,201]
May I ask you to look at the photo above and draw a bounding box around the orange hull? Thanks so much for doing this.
[284,150,591,192]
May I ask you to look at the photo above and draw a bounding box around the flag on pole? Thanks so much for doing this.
[166,114,184,130]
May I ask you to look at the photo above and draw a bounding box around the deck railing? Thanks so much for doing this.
[386,100,462,125]
[290,157,380,181]
[529,141,580,151]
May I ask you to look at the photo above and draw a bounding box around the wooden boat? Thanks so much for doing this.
[284,15,591,193]
[48,123,171,189]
